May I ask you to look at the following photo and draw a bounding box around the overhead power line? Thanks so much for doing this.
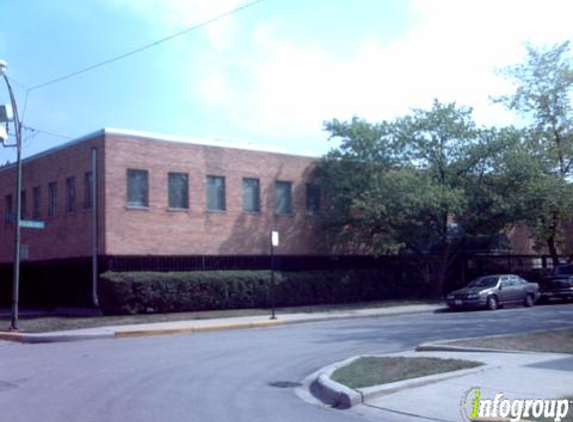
[22,124,72,140]
[27,0,266,92]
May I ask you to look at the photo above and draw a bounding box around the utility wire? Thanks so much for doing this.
[22,124,72,140]
[27,0,265,92]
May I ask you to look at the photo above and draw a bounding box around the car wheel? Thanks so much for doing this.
[486,296,498,311]
[523,294,535,307]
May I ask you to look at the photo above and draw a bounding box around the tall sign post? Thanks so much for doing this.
[270,231,279,320]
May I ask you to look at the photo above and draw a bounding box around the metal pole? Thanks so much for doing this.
[91,147,99,307]
[3,73,22,331]
[270,242,276,320]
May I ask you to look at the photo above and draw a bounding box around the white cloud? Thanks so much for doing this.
[109,0,573,153]
[109,0,244,50]
[192,0,573,147]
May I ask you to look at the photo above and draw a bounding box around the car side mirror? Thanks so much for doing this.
[499,285,503,290]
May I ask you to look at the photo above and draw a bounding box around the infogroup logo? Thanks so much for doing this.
[460,387,571,422]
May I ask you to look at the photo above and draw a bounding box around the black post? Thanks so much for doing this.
[91,147,99,307]
[270,241,276,320]
[2,72,22,331]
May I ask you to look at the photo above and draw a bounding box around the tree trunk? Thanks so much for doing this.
[547,235,560,267]
[432,244,452,299]
[547,211,560,266]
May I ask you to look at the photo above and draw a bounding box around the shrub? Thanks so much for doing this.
[98,269,404,315]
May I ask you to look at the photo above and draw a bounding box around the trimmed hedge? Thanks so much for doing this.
[98,269,405,315]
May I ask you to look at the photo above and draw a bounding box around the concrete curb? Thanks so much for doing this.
[310,356,364,409]
[0,331,114,344]
[311,353,495,409]
[114,319,286,338]
[0,305,441,343]
[414,327,573,354]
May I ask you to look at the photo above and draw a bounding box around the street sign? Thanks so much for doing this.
[19,220,45,229]
[271,231,279,247]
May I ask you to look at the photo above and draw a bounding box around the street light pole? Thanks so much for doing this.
[0,60,23,331]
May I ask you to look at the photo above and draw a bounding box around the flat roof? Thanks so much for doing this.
[0,128,318,173]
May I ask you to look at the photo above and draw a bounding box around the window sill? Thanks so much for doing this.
[125,205,150,211]
[206,209,226,214]
[167,207,190,213]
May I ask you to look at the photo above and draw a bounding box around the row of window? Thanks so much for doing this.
[4,172,93,225]
[126,169,321,216]
[2,169,321,225]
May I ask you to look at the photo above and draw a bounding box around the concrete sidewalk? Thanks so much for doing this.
[0,303,442,343]
[352,350,573,422]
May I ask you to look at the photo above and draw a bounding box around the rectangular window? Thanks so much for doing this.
[127,169,149,207]
[33,186,41,219]
[242,178,260,212]
[48,182,58,217]
[4,194,13,225]
[65,177,76,213]
[168,172,189,209]
[20,190,27,220]
[306,183,321,216]
[206,175,225,211]
[274,181,293,215]
[84,171,93,209]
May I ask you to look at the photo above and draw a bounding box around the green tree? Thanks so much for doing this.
[318,101,533,297]
[497,41,573,263]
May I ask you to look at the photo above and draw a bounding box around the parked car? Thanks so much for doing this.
[446,274,540,311]
[538,264,573,303]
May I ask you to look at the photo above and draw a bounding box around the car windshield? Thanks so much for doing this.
[468,277,499,288]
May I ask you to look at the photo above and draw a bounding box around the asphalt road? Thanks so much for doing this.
[1,303,572,422]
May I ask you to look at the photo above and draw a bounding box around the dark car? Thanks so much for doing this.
[446,274,540,311]
[538,264,573,303]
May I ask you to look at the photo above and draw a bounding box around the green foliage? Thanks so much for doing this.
[318,101,533,296]
[497,42,573,260]
[98,269,406,315]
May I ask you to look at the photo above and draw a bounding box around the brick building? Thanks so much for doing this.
[0,129,324,305]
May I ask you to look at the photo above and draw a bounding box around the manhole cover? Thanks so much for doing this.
[268,381,302,388]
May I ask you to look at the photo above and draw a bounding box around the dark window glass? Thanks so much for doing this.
[127,169,149,207]
[206,175,225,211]
[33,186,41,219]
[4,194,13,225]
[274,181,292,215]
[48,182,58,217]
[20,190,27,220]
[168,172,189,209]
[305,183,321,216]
[84,172,93,209]
[242,178,260,212]
[65,177,76,213]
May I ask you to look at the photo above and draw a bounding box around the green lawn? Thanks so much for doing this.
[442,328,573,354]
[331,356,482,389]
[0,299,438,333]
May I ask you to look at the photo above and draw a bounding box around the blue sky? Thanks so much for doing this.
[1,0,572,162]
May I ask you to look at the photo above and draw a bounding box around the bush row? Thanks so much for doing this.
[98,269,408,315]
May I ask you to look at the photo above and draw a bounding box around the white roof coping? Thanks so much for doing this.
[0,128,318,173]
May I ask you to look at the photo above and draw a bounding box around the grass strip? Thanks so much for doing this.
[442,328,573,354]
[331,356,482,389]
[0,299,437,333]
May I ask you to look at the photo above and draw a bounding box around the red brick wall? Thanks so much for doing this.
[104,134,321,256]
[0,134,105,263]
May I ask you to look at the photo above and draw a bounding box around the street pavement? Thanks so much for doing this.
[0,303,571,422]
